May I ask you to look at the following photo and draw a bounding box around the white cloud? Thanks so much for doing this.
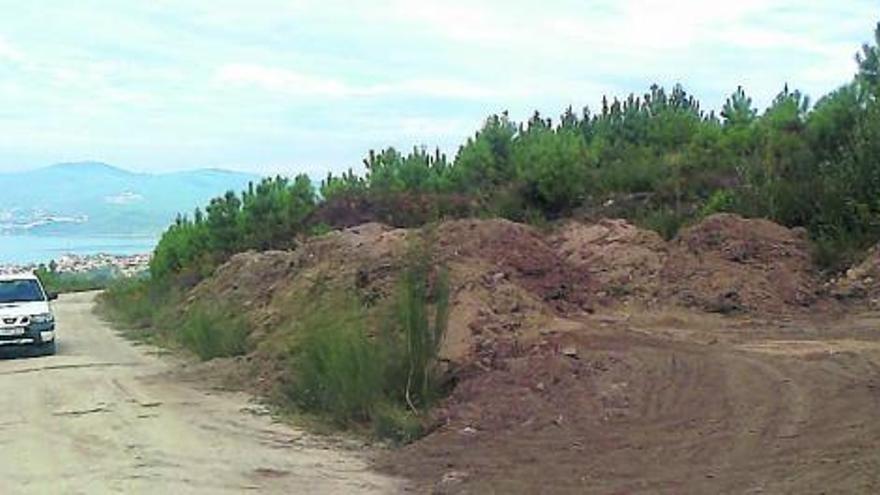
[0,0,877,174]
[214,63,516,100]
[216,63,352,97]
[0,37,24,63]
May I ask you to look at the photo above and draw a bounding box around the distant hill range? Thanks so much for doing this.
[0,162,259,236]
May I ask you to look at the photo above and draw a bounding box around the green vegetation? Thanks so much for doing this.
[286,255,449,442]
[97,279,248,360]
[99,21,880,440]
[99,278,175,330]
[35,265,118,294]
[144,22,880,278]
[177,305,250,360]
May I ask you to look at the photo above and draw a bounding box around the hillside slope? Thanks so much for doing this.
[0,162,258,236]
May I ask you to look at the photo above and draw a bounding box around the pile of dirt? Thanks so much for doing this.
[378,331,650,494]
[178,213,880,492]
[187,219,588,366]
[186,223,413,395]
[661,213,821,314]
[176,214,880,493]
[431,219,596,362]
[188,250,298,312]
[189,222,410,319]
[189,214,828,368]
[552,218,668,304]
[434,219,594,312]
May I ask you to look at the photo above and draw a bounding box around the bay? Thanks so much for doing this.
[0,234,156,265]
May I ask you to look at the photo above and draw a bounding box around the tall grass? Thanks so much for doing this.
[98,277,174,329]
[99,278,250,360]
[291,298,384,422]
[37,267,118,294]
[287,247,449,442]
[389,255,449,412]
[178,305,250,360]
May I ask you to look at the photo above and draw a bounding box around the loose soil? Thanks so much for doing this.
[378,309,880,494]
[181,213,880,493]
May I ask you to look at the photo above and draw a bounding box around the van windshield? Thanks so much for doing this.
[0,280,46,303]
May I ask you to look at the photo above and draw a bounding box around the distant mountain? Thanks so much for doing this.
[0,161,260,236]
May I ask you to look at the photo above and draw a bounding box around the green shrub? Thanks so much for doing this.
[287,246,449,441]
[177,305,251,360]
[700,189,736,217]
[36,266,119,294]
[289,298,384,423]
[100,280,250,359]
[811,233,869,274]
[99,277,172,329]
[372,402,423,444]
[388,254,449,411]
[637,207,688,240]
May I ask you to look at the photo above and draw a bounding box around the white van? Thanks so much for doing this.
[0,273,57,355]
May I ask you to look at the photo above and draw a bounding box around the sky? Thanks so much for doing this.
[0,0,877,176]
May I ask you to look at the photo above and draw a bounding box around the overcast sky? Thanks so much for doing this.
[0,1,876,175]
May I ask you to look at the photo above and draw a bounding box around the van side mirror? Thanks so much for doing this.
[47,292,58,301]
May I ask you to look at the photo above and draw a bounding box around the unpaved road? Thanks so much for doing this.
[0,292,400,494]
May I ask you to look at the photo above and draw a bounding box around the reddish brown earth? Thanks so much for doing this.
[661,214,824,314]
[380,310,880,494]
[182,213,880,494]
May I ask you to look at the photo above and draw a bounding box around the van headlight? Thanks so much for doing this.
[30,313,54,324]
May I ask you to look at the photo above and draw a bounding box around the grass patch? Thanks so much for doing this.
[285,246,449,442]
[37,266,120,294]
[97,277,174,329]
[98,278,249,360]
[290,298,384,422]
[636,206,689,240]
[178,305,250,360]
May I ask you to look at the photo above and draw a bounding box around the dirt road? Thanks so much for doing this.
[0,292,400,494]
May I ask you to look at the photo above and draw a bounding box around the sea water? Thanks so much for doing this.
[0,234,156,265]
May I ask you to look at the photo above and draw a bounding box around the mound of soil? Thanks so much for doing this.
[432,219,597,362]
[553,219,667,304]
[188,219,591,365]
[662,214,820,314]
[189,223,410,316]
[190,214,829,370]
[434,219,594,312]
[379,332,640,494]
[189,250,298,310]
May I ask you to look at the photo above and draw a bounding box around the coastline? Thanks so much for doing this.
[0,252,151,277]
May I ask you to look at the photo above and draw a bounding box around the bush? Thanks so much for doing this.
[700,189,736,217]
[287,248,449,441]
[372,402,423,444]
[98,277,172,329]
[811,233,870,274]
[36,266,118,294]
[100,278,249,358]
[637,207,689,240]
[387,254,449,411]
[178,305,250,360]
[289,297,384,423]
